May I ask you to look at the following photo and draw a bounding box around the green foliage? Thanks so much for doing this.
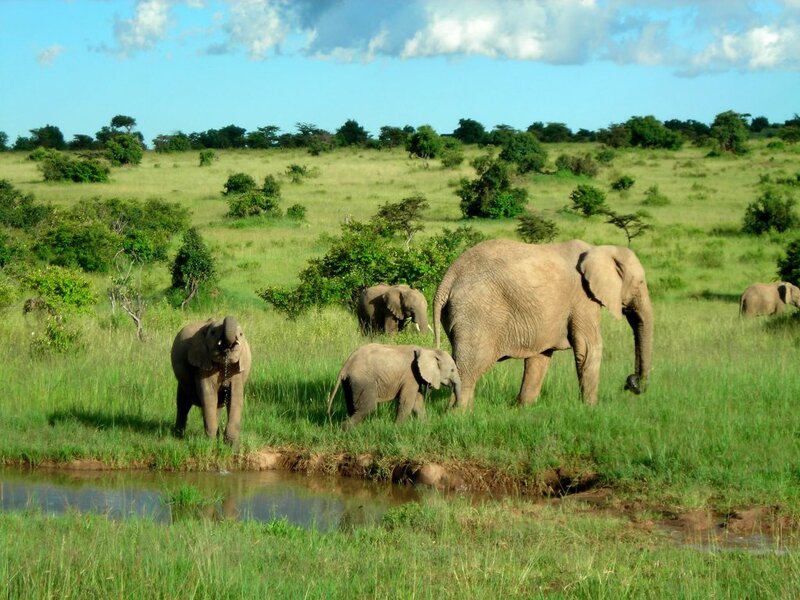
[28,147,59,162]
[0,179,54,230]
[555,153,599,177]
[595,148,616,164]
[335,119,370,146]
[372,194,429,245]
[498,131,547,174]
[29,316,83,356]
[605,211,652,246]
[626,115,684,150]
[452,118,487,145]
[405,125,443,164]
[39,153,110,183]
[611,175,635,191]
[223,173,257,195]
[22,265,96,311]
[777,238,800,285]
[642,184,670,206]
[226,190,281,218]
[259,218,484,317]
[742,189,798,235]
[198,149,216,166]
[711,110,750,155]
[569,184,608,216]
[36,220,120,272]
[286,164,310,183]
[261,175,281,198]
[105,133,144,166]
[516,211,559,243]
[439,139,465,168]
[153,133,192,153]
[457,157,528,219]
[286,204,306,220]
[170,227,216,306]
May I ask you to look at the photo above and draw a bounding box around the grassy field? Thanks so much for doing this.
[1,143,799,596]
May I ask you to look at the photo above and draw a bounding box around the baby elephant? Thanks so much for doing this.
[740,281,800,317]
[327,344,460,430]
[171,316,252,449]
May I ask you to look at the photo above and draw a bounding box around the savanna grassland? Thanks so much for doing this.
[2,142,800,598]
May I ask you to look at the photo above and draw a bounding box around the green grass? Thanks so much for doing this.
[3,142,800,596]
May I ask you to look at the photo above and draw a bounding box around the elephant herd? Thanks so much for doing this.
[171,238,798,448]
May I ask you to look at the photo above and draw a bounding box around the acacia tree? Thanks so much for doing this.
[373,194,430,248]
[406,125,443,166]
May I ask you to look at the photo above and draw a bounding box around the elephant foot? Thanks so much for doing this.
[624,374,642,395]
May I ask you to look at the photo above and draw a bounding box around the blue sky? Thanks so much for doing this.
[1,0,798,145]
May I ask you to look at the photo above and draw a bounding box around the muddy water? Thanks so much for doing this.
[0,467,421,531]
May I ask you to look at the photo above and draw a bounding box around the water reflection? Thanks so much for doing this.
[0,468,421,531]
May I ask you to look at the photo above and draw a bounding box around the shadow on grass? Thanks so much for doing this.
[691,290,741,303]
[764,311,800,333]
[248,377,335,426]
[48,408,171,436]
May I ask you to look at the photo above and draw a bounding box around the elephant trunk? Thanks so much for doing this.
[415,310,431,334]
[223,315,238,348]
[624,286,653,395]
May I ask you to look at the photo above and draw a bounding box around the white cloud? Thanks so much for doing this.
[691,24,800,71]
[114,0,172,54]
[37,45,66,66]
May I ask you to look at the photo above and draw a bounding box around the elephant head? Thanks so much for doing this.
[188,315,246,372]
[778,282,800,308]
[578,245,653,394]
[413,348,461,392]
[383,285,431,333]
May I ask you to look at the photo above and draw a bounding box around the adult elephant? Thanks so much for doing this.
[433,239,653,408]
[171,316,252,449]
[740,281,800,317]
[357,284,431,335]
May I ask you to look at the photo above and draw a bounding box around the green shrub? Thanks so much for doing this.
[0,273,16,308]
[262,174,281,198]
[642,184,670,206]
[569,184,608,216]
[226,191,280,218]
[39,154,109,183]
[223,173,257,195]
[22,265,96,311]
[36,220,120,272]
[457,158,528,219]
[29,316,83,356]
[286,204,307,220]
[777,237,800,285]
[28,147,59,162]
[595,148,616,164]
[555,154,598,177]
[516,211,559,243]
[198,150,216,166]
[440,145,465,168]
[611,175,635,191]
[105,133,144,166]
[0,179,54,230]
[286,164,309,183]
[498,131,547,174]
[742,189,798,235]
[170,228,216,307]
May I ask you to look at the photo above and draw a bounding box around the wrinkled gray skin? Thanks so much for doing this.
[740,282,800,317]
[357,284,431,335]
[327,343,460,430]
[433,239,653,409]
[171,316,252,449]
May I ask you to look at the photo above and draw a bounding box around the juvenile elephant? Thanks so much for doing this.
[433,239,653,409]
[357,284,430,335]
[327,343,460,430]
[740,281,800,317]
[171,316,252,449]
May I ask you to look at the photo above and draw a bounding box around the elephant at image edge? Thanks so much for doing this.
[433,239,653,408]
[357,284,431,335]
[171,316,252,449]
[740,281,800,317]
[327,343,460,430]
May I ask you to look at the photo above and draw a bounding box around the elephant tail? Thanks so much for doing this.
[432,279,451,350]
[326,377,341,423]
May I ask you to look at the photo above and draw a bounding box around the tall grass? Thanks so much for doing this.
[1,142,799,508]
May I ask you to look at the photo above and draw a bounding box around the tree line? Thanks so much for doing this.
[2,111,799,155]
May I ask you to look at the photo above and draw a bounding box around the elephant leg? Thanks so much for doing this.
[395,385,418,423]
[197,378,220,439]
[174,383,193,437]
[451,344,496,409]
[517,352,552,406]
[383,315,399,334]
[571,329,602,406]
[224,377,243,449]
[412,391,427,419]
[342,384,377,431]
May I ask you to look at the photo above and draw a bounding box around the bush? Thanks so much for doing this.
[611,175,635,191]
[777,238,800,285]
[223,173,257,195]
[286,204,306,220]
[498,132,547,174]
[105,133,144,166]
[742,189,798,235]
[457,158,528,219]
[286,164,309,183]
[36,220,120,272]
[170,228,216,307]
[570,185,608,216]
[261,175,281,198]
[0,179,54,230]
[440,144,465,168]
[39,153,109,183]
[516,211,559,243]
[226,190,281,218]
[555,154,598,177]
[642,184,670,206]
[22,265,96,311]
[198,150,216,166]
[595,148,616,164]
[28,147,59,162]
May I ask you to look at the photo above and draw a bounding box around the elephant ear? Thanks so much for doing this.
[414,349,441,389]
[777,283,790,303]
[579,246,626,320]
[383,289,404,321]
[187,321,213,371]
